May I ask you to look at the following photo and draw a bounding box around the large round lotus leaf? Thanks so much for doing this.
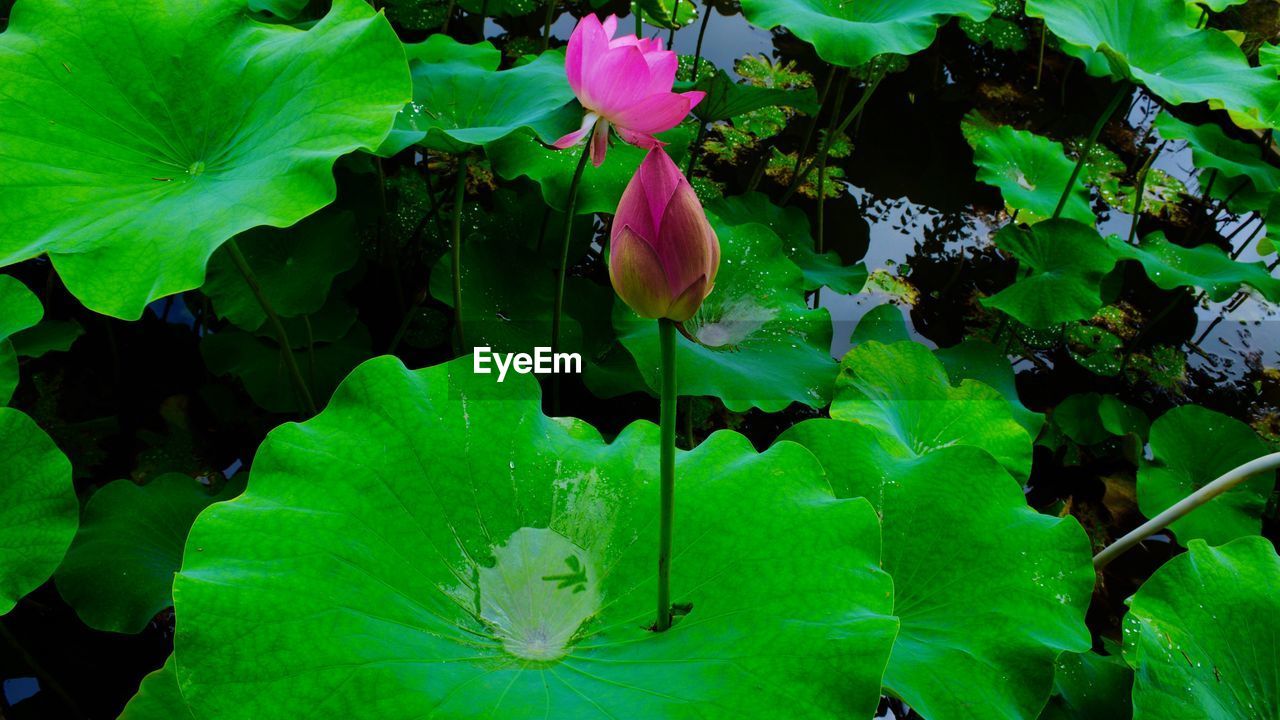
[935,338,1045,438]
[0,0,410,320]
[1153,112,1279,213]
[381,35,577,156]
[832,340,1034,481]
[614,222,837,413]
[1025,0,1280,126]
[691,69,821,123]
[780,420,1094,720]
[1117,231,1280,303]
[1040,646,1133,720]
[984,220,1122,328]
[1138,404,1273,546]
[1124,536,1280,720]
[962,111,1094,225]
[486,126,693,214]
[54,473,244,634]
[120,656,193,720]
[201,211,360,333]
[708,193,867,294]
[739,0,994,69]
[0,275,42,405]
[0,407,77,615]
[173,355,899,719]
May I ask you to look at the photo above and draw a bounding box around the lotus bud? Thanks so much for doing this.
[609,148,720,323]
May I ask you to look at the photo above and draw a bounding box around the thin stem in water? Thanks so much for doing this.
[541,0,557,51]
[1053,83,1129,220]
[789,66,840,190]
[1094,452,1280,569]
[551,141,594,413]
[225,239,317,416]
[451,155,469,351]
[1128,140,1166,245]
[782,74,877,206]
[656,317,678,631]
[690,2,713,80]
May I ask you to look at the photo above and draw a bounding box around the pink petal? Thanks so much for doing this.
[590,119,610,167]
[615,127,664,148]
[611,92,695,136]
[553,125,592,150]
[642,49,678,96]
[635,148,684,242]
[566,15,609,99]
[582,45,653,116]
[682,90,706,112]
[664,274,709,323]
[654,180,716,293]
[609,225,673,319]
[602,14,618,38]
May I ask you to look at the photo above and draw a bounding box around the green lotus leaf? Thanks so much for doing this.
[833,340,1034,481]
[614,222,837,413]
[935,338,1046,438]
[202,211,360,332]
[691,68,821,122]
[1041,646,1133,720]
[120,656,194,720]
[708,193,868,294]
[0,407,77,615]
[54,473,243,634]
[383,0,453,30]
[0,0,410,320]
[962,111,1094,225]
[11,319,84,360]
[1124,536,1280,720]
[1118,231,1280,303]
[382,36,578,156]
[1138,404,1273,546]
[248,0,308,18]
[1053,393,1147,446]
[850,303,912,345]
[456,0,549,17]
[1153,112,1279,213]
[1066,322,1125,376]
[1025,0,1280,126]
[0,275,42,405]
[173,355,899,719]
[740,0,995,69]
[486,126,693,214]
[781,420,1093,720]
[201,322,372,414]
[984,220,1122,328]
[428,226,588,355]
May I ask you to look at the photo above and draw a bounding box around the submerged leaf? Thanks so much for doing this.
[174,356,898,719]
[0,0,410,319]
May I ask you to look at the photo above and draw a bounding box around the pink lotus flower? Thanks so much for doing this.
[554,14,705,167]
[609,148,719,322]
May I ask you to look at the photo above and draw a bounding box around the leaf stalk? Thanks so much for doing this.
[656,317,678,631]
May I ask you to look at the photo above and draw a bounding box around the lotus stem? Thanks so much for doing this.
[225,238,317,416]
[1034,20,1046,90]
[441,0,457,33]
[656,317,678,631]
[782,73,878,206]
[541,0,557,51]
[789,66,841,194]
[634,2,642,35]
[1053,83,1128,221]
[1128,140,1166,245]
[550,141,593,413]
[690,2,713,80]
[451,155,469,351]
[685,120,708,178]
[1093,452,1280,570]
